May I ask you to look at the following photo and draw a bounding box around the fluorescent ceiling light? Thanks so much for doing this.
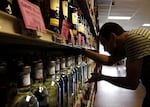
[142,24,150,26]
[108,16,131,20]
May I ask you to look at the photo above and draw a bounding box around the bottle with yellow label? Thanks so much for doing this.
[43,0,60,33]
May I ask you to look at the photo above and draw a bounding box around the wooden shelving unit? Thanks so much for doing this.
[0,0,97,105]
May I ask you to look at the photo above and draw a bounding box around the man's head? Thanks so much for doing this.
[99,22,125,55]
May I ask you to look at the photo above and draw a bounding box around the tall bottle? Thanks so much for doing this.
[60,57,69,107]
[55,58,65,107]
[65,56,75,107]
[43,0,60,33]
[44,60,61,107]
[68,1,78,45]
[31,59,50,107]
[8,61,39,107]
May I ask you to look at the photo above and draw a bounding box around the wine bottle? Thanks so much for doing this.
[68,2,78,45]
[31,60,50,107]
[43,0,60,33]
[8,62,39,107]
[44,60,61,107]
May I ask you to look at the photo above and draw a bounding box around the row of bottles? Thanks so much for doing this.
[0,54,95,107]
[0,0,97,48]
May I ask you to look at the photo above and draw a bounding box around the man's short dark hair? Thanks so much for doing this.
[99,22,125,40]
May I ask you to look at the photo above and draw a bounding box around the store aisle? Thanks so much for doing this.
[94,65,146,107]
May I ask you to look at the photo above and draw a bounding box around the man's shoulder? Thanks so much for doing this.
[128,28,150,39]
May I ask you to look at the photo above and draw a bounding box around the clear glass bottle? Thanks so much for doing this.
[9,62,39,107]
[55,58,65,107]
[31,60,50,107]
[44,60,61,107]
[60,57,69,107]
[65,56,75,107]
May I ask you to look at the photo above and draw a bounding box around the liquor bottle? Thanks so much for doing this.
[62,0,68,19]
[70,56,78,99]
[11,0,22,18]
[43,0,60,33]
[68,2,78,45]
[31,60,50,107]
[81,55,87,85]
[44,60,61,107]
[75,55,83,91]
[55,58,65,107]
[8,61,39,107]
[0,61,8,107]
[0,0,13,15]
[60,57,69,107]
[65,56,75,107]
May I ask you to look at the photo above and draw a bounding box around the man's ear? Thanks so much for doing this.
[110,33,117,40]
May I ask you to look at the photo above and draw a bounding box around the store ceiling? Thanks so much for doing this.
[95,0,150,31]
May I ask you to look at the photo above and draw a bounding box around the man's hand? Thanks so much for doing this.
[85,72,101,83]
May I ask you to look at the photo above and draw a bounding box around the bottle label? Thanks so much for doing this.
[50,0,60,11]
[35,69,43,80]
[56,61,60,72]
[49,66,55,75]
[61,19,71,40]
[62,1,68,17]
[50,18,59,27]
[72,12,77,24]
[22,73,30,86]
[61,61,66,69]
[72,29,77,36]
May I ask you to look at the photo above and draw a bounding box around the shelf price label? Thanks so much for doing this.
[17,0,46,33]
[61,19,71,40]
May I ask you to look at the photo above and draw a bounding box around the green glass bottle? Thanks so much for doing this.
[31,60,50,107]
[9,62,39,107]
[44,60,61,107]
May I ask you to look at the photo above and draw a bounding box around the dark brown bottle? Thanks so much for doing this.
[43,0,61,33]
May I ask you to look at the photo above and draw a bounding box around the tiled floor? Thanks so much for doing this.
[94,65,146,107]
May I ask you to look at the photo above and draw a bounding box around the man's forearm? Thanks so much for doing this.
[82,49,113,65]
[100,74,138,90]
